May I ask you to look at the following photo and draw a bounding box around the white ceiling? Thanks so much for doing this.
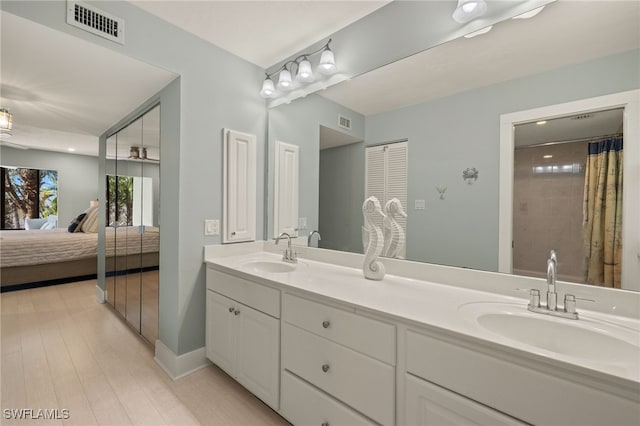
[0,11,177,157]
[132,0,390,69]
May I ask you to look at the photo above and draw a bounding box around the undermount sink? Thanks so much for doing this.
[459,302,640,365]
[240,260,297,274]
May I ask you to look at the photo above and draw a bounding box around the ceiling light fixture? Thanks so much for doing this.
[452,0,488,23]
[260,39,337,99]
[512,6,545,19]
[463,25,493,38]
[0,108,14,135]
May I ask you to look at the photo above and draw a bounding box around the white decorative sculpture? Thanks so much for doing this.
[383,198,407,259]
[362,196,386,280]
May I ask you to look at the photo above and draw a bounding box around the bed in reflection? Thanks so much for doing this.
[0,226,159,290]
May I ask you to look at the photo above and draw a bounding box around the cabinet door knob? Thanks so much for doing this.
[321,423,329,426]
[228,307,235,313]
[234,310,240,316]
[321,364,330,373]
[231,231,236,236]
[322,320,330,329]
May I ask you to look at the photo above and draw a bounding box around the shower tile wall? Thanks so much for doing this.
[513,141,589,282]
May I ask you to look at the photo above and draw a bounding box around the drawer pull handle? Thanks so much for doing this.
[234,310,240,316]
[228,307,235,313]
[322,321,330,329]
[321,364,330,373]
[321,423,329,426]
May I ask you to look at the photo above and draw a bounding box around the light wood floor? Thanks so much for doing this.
[1,280,290,425]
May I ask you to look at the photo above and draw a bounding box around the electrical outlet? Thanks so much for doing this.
[298,217,307,230]
[414,199,426,210]
[204,219,219,236]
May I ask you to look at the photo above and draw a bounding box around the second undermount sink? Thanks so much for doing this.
[459,302,640,366]
[240,260,298,274]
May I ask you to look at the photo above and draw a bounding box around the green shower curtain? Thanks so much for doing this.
[582,137,623,288]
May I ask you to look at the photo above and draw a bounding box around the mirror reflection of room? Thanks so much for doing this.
[513,108,624,288]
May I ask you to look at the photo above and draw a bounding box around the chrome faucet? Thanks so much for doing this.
[275,232,297,263]
[308,230,321,247]
[526,250,591,320]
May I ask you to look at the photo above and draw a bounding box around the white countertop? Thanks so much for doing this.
[204,243,640,392]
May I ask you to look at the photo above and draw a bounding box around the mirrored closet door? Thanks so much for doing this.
[105,105,160,346]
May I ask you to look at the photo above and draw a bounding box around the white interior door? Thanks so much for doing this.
[274,141,299,238]
[223,129,256,243]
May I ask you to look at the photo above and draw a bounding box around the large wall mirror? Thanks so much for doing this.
[105,105,161,345]
[266,1,640,291]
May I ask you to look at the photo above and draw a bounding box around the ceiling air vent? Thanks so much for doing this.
[66,1,125,44]
[338,115,352,130]
[571,114,592,120]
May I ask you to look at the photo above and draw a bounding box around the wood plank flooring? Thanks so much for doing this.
[1,280,289,425]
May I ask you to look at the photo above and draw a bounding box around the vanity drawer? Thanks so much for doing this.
[282,322,395,425]
[281,371,375,426]
[283,293,395,365]
[207,268,280,318]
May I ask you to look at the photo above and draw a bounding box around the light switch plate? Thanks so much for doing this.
[414,199,426,210]
[204,219,219,236]
[298,217,307,230]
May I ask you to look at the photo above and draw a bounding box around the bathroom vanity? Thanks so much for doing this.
[204,242,640,426]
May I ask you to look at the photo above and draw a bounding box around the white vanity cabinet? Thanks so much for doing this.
[280,293,396,425]
[205,268,280,410]
[404,328,640,426]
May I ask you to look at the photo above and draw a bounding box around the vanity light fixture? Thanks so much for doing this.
[543,154,553,159]
[0,108,14,135]
[512,6,545,19]
[260,39,337,99]
[452,0,488,23]
[464,25,493,38]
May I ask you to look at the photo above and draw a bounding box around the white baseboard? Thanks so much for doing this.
[95,285,106,304]
[154,340,210,380]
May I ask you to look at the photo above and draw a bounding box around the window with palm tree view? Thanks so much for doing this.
[1,166,58,229]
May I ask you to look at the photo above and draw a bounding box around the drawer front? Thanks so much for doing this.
[283,323,395,425]
[281,371,375,426]
[405,373,526,426]
[283,293,395,365]
[207,268,280,318]
[406,330,640,426]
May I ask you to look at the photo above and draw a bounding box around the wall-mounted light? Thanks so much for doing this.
[260,39,337,99]
[0,108,14,135]
[452,0,488,23]
[464,25,493,38]
[512,6,545,19]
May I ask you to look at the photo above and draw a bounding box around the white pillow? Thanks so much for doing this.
[80,206,99,233]
[40,221,55,230]
[25,218,47,230]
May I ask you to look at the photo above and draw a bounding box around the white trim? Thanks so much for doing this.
[95,284,106,304]
[273,141,299,238]
[154,340,210,380]
[499,89,640,291]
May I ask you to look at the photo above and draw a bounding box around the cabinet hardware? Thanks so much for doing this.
[231,231,236,236]
[322,320,330,329]
[321,364,330,373]
[228,307,235,313]
[321,423,329,426]
[234,309,240,316]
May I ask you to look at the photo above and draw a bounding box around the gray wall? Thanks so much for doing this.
[363,48,640,271]
[2,1,266,356]
[267,94,365,239]
[319,142,365,253]
[0,146,99,226]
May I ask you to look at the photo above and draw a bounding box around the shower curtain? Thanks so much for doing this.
[582,137,623,288]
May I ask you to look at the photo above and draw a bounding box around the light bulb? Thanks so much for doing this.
[318,48,336,75]
[296,57,314,82]
[452,0,487,23]
[0,108,13,131]
[260,77,275,98]
[277,67,293,90]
